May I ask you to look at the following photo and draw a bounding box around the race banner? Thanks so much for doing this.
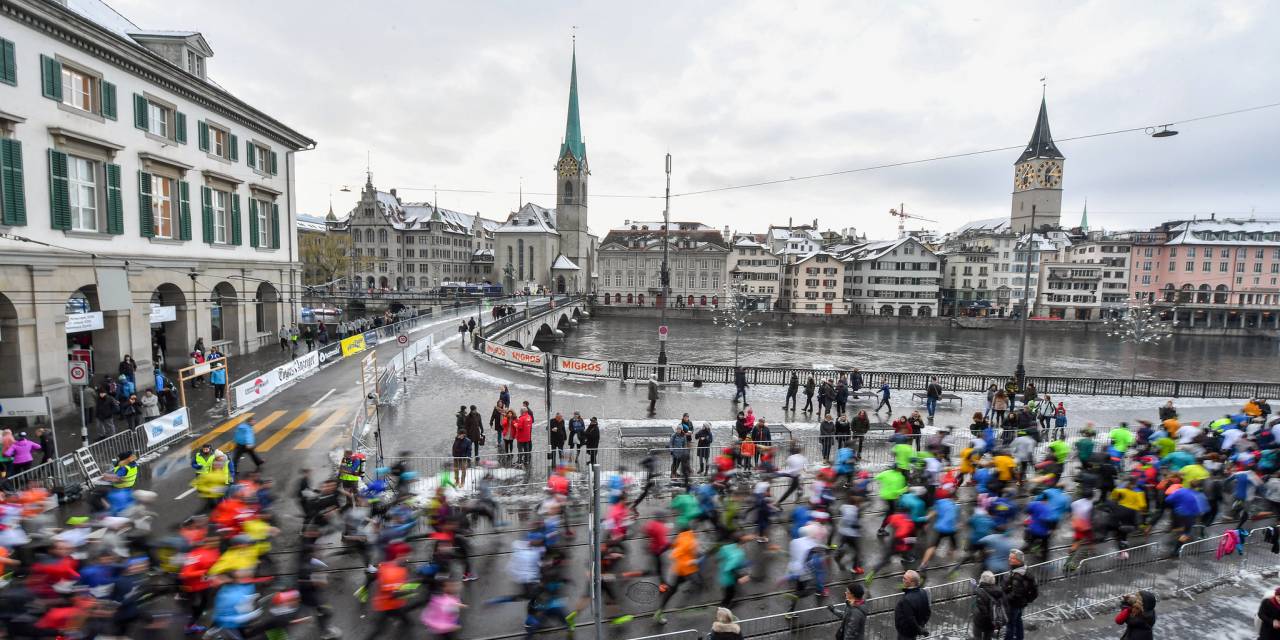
[317,341,342,365]
[234,351,319,407]
[340,333,367,357]
[555,355,608,376]
[483,341,545,367]
[142,407,190,447]
[275,350,320,386]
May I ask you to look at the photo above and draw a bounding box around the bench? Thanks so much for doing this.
[618,426,677,443]
[911,391,963,408]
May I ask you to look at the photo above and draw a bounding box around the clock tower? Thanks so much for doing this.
[1011,96,1064,233]
[555,43,590,273]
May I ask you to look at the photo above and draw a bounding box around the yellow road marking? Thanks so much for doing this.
[191,413,253,450]
[217,410,286,452]
[256,409,314,452]
[293,407,349,450]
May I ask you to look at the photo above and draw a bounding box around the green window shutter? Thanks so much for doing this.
[197,121,209,152]
[271,203,280,249]
[137,171,153,238]
[248,198,259,248]
[40,55,62,101]
[270,151,278,176]
[229,134,239,162]
[0,139,26,226]
[246,141,256,168]
[47,149,70,230]
[133,93,148,130]
[104,163,123,234]
[100,81,117,120]
[200,185,213,243]
[175,112,187,144]
[0,39,16,86]
[230,192,242,245]
[178,181,192,241]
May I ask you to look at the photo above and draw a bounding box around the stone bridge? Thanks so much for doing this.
[484,297,590,349]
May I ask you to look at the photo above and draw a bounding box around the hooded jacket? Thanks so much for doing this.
[1114,590,1156,640]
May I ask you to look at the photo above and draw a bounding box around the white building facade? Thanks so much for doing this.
[727,237,782,310]
[840,237,941,316]
[597,223,729,307]
[0,0,313,413]
[779,252,846,314]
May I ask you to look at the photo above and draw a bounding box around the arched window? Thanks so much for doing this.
[517,240,525,280]
[700,295,708,306]
[1197,284,1210,304]
[378,229,388,243]
[637,294,645,306]
[1178,284,1194,303]
[366,276,375,289]
[364,229,374,243]
[507,246,514,272]
[528,246,534,282]
[614,293,621,304]
[563,181,573,204]
[1214,284,1229,304]
[711,296,718,306]
[626,293,634,304]
[603,291,610,304]
[687,295,694,306]
[1162,283,1176,303]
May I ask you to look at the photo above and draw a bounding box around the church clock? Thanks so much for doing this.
[1041,160,1063,188]
[557,155,579,177]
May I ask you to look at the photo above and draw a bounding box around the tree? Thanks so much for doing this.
[300,234,368,288]
[711,282,764,368]
[1103,299,1177,378]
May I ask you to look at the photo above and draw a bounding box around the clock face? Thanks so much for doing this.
[1014,163,1037,191]
[1041,161,1063,188]
[557,156,578,177]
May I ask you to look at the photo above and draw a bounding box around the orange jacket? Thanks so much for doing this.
[372,562,409,611]
[670,530,699,577]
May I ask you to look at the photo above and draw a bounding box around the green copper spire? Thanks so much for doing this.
[560,42,585,163]
[1080,199,1089,232]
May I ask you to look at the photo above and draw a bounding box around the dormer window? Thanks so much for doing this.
[186,51,205,77]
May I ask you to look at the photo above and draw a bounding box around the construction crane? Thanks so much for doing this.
[889,203,937,239]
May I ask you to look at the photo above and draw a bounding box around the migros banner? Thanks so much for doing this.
[483,342,545,367]
[340,333,367,357]
[555,356,607,376]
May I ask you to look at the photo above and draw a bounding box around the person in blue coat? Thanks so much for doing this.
[875,381,892,415]
[231,417,264,476]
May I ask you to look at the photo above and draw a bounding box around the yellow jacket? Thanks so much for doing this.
[192,465,231,499]
[1110,487,1147,512]
[208,545,259,575]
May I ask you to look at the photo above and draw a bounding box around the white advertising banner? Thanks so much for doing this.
[149,305,176,324]
[234,351,319,407]
[65,311,104,334]
[555,355,608,376]
[142,407,190,447]
[0,396,50,418]
[483,342,545,367]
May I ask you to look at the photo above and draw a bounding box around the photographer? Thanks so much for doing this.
[1114,591,1156,640]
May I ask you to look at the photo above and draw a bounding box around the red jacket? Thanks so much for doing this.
[515,413,534,443]
[180,546,219,592]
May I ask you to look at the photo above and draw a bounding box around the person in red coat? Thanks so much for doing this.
[515,408,534,467]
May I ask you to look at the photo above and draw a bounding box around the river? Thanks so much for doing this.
[548,316,1280,381]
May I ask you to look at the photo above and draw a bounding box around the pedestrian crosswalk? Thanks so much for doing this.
[194,407,350,456]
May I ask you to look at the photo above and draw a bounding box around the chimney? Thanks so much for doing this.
[389,188,397,199]
[813,218,818,230]
[724,225,730,238]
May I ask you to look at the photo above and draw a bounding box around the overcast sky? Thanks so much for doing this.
[113,0,1280,239]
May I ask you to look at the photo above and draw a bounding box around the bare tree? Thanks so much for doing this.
[711,282,764,368]
[301,234,369,289]
[1103,299,1177,378]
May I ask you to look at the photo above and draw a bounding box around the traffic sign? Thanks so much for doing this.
[397,334,408,345]
[658,325,669,341]
[68,360,89,385]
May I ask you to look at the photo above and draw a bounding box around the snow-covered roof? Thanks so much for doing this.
[951,217,1011,235]
[732,237,770,249]
[836,237,939,262]
[769,227,820,242]
[296,214,328,232]
[1164,218,1280,246]
[366,190,500,234]
[494,203,558,235]
[551,255,581,271]
[600,227,728,251]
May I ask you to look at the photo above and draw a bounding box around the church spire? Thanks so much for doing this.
[1080,199,1089,232]
[560,39,585,163]
[1016,96,1063,164]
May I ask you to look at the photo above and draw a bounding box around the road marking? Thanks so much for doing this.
[257,409,314,452]
[174,487,196,500]
[191,413,254,449]
[293,407,349,450]
[217,410,286,453]
[311,388,336,407]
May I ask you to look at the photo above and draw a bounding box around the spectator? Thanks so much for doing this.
[1114,591,1156,640]
[972,571,1007,640]
[893,570,930,639]
[1001,549,1037,640]
[709,607,742,640]
[838,584,868,640]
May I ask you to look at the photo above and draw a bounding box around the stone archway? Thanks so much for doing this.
[918,306,932,317]
[255,282,280,337]
[378,276,389,290]
[879,304,893,316]
[0,292,22,397]
[65,285,120,383]
[899,305,913,317]
[210,282,241,349]
[150,283,189,371]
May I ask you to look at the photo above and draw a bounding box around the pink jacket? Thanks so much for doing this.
[419,592,461,633]
[4,439,41,465]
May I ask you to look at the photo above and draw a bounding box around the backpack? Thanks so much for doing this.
[1022,574,1039,604]
[982,588,1009,629]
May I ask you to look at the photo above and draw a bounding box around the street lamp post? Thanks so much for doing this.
[1014,205,1037,393]
[657,153,671,381]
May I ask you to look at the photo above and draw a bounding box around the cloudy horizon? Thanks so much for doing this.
[110,0,1280,239]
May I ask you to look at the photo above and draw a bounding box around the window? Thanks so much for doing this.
[67,156,98,231]
[61,66,95,112]
[147,101,169,137]
[210,189,228,243]
[151,175,173,239]
[185,51,204,77]
[256,145,270,171]
[1220,262,1228,272]
[255,198,271,247]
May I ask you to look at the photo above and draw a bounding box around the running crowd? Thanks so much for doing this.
[0,382,1278,640]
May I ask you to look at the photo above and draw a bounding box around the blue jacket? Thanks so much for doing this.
[234,422,255,446]
[213,583,258,629]
[210,367,227,385]
[880,383,891,399]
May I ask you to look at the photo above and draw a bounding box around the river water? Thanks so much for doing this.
[549,316,1280,381]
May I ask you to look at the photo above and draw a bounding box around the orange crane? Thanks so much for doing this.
[889,203,937,239]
